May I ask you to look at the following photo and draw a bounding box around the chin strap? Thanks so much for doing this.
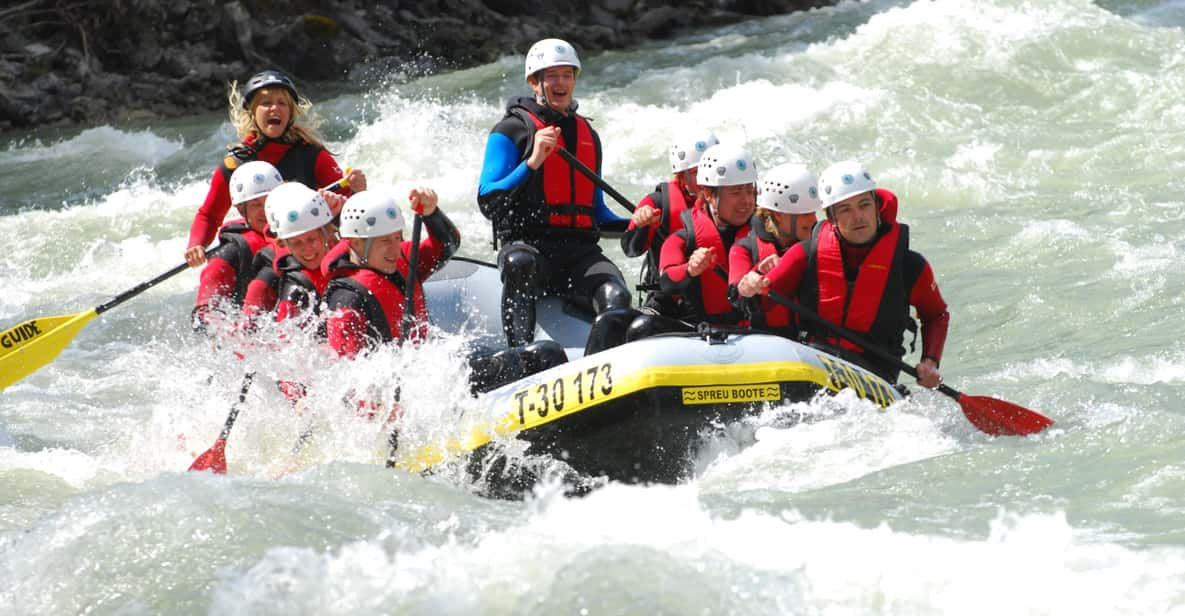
[350,238,374,267]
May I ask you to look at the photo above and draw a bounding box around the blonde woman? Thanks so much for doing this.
[185,70,365,268]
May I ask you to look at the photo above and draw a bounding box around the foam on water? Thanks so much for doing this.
[0,126,183,167]
[201,484,1185,615]
[6,0,1185,611]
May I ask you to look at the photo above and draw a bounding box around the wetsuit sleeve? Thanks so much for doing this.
[762,242,808,299]
[405,210,460,282]
[421,209,461,265]
[188,168,233,249]
[592,130,628,226]
[242,273,279,322]
[194,244,243,309]
[659,230,694,294]
[908,255,949,366]
[728,238,758,286]
[621,191,661,257]
[313,150,351,196]
[477,119,532,222]
[275,297,299,323]
[325,289,369,359]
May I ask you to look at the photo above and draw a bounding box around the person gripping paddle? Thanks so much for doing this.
[476,38,632,348]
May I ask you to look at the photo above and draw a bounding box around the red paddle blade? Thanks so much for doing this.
[188,439,228,474]
[959,394,1054,436]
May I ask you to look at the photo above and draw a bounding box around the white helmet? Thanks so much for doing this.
[697,143,758,188]
[818,160,876,209]
[229,160,283,206]
[264,183,333,240]
[668,130,720,173]
[758,164,821,215]
[339,191,405,239]
[525,38,581,79]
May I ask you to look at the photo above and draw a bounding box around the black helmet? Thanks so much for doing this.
[241,70,298,110]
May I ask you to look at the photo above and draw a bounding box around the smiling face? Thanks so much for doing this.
[251,88,293,139]
[829,191,879,244]
[282,227,331,270]
[708,183,757,228]
[349,231,405,275]
[529,66,577,113]
[238,196,270,235]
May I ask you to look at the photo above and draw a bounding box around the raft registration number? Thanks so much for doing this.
[512,362,614,426]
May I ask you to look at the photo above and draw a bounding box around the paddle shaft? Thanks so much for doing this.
[400,215,423,341]
[386,214,423,468]
[95,245,224,315]
[763,289,960,397]
[556,147,636,214]
[219,372,256,441]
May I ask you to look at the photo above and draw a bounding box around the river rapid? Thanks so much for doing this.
[3,0,1185,613]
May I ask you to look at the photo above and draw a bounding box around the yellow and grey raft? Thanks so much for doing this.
[393,257,904,487]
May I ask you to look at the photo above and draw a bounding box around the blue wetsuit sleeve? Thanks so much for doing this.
[591,129,627,225]
[594,188,628,225]
[478,132,531,197]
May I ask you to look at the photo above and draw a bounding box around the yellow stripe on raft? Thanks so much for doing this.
[394,359,886,473]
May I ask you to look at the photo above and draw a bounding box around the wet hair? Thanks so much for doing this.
[227,81,328,150]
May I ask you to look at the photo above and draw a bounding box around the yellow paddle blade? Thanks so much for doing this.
[0,310,99,390]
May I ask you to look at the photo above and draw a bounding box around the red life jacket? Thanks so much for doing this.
[876,188,898,224]
[735,216,794,330]
[654,180,692,245]
[522,109,598,231]
[217,219,274,305]
[677,207,745,324]
[800,220,911,358]
[637,180,694,291]
[325,260,429,347]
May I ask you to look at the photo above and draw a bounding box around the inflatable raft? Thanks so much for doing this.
[393,257,904,488]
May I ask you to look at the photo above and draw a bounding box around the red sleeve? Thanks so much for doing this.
[188,168,232,249]
[327,306,368,358]
[622,194,661,257]
[194,257,236,308]
[909,259,949,365]
[728,233,756,286]
[401,236,446,283]
[274,299,299,322]
[658,230,692,286]
[313,150,350,195]
[626,194,659,231]
[242,278,278,321]
[762,242,808,299]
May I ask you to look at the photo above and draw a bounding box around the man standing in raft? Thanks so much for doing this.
[737,160,948,387]
[477,38,632,347]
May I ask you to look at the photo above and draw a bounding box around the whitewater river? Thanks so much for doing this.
[4,0,1185,612]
